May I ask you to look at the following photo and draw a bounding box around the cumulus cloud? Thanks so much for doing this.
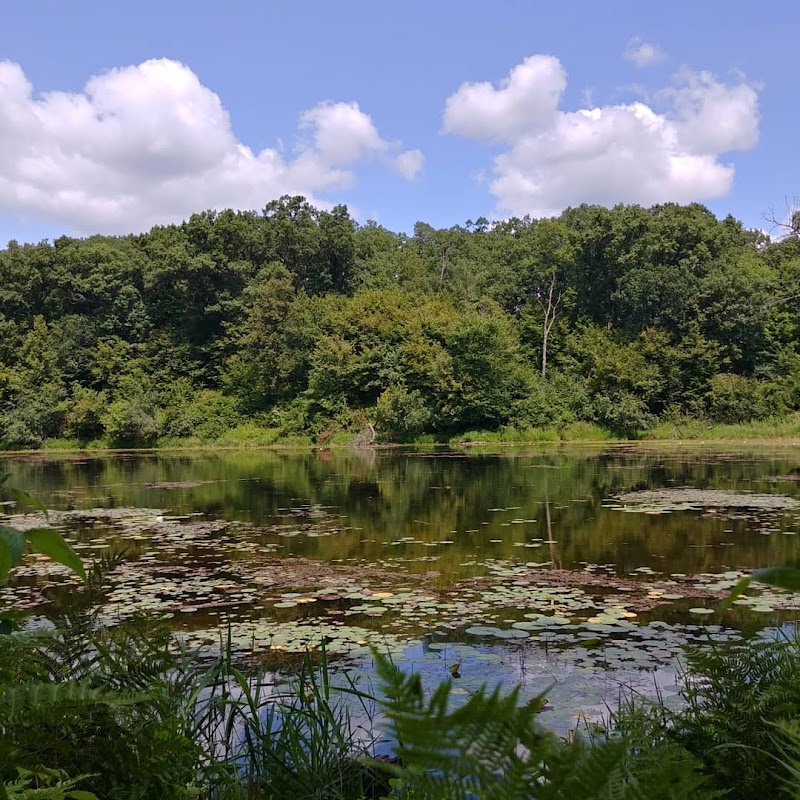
[298,101,387,165]
[442,56,760,218]
[666,68,760,155]
[0,59,422,234]
[623,37,666,68]
[442,55,566,141]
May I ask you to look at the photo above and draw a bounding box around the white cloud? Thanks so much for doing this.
[442,55,566,141]
[298,101,387,165]
[392,149,424,180]
[665,68,760,155]
[623,38,666,68]
[298,102,424,180]
[443,56,760,218]
[0,59,421,234]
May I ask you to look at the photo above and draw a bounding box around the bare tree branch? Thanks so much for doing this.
[763,196,800,240]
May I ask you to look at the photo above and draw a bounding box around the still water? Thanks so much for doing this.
[4,443,800,730]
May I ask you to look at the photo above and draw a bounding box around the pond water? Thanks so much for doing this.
[4,443,800,732]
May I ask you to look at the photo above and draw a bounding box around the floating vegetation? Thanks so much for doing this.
[611,488,800,512]
[144,480,223,489]
[4,502,800,641]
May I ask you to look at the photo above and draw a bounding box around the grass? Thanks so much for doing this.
[188,642,380,800]
[644,412,800,441]
[24,412,800,455]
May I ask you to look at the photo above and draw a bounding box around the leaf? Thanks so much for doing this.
[0,526,26,565]
[0,472,10,487]
[0,526,26,584]
[25,528,86,582]
[718,576,752,612]
[9,486,48,515]
[67,792,99,800]
[752,567,800,592]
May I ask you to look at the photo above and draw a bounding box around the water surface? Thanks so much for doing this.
[4,444,800,731]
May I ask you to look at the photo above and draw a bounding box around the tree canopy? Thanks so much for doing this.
[1,196,797,446]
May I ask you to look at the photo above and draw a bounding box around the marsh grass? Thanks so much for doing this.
[645,412,800,441]
[192,637,381,800]
[2,579,382,800]
[24,413,800,453]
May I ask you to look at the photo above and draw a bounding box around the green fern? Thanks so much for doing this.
[0,566,204,799]
[1,681,143,723]
[672,637,800,799]
[2,767,97,800]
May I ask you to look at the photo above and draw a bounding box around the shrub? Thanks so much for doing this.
[0,413,43,450]
[0,385,68,449]
[64,386,108,441]
[375,384,433,442]
[160,385,241,441]
[589,391,653,438]
[103,395,159,447]
[214,423,282,446]
[706,373,769,423]
[269,397,319,436]
[613,636,800,800]
[511,373,582,430]
[675,638,800,800]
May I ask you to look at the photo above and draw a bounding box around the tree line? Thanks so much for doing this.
[1,196,798,447]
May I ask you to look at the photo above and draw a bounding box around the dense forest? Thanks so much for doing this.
[1,196,799,448]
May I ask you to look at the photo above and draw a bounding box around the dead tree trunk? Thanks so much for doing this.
[538,273,563,379]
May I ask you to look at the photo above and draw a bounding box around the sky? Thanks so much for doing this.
[0,1,796,244]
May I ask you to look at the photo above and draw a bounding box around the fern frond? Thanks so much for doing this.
[0,681,145,725]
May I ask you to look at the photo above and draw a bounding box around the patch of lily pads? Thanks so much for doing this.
[6,502,800,633]
[177,618,410,662]
[5,499,800,699]
[610,488,800,513]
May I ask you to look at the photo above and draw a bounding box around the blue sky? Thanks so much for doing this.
[0,1,796,244]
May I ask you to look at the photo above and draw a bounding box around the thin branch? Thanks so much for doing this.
[761,291,800,311]
[763,196,800,240]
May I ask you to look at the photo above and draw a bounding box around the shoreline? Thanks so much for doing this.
[3,431,800,457]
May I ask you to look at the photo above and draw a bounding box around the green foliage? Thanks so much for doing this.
[102,380,160,447]
[160,382,241,441]
[63,386,107,442]
[511,372,581,430]
[2,766,97,799]
[213,422,282,447]
[706,373,770,423]
[200,647,378,800]
[0,476,85,586]
[752,567,800,591]
[2,197,800,447]
[665,638,800,800]
[375,385,433,441]
[0,560,202,799]
[437,311,529,430]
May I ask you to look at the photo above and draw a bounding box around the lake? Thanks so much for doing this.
[4,443,800,732]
